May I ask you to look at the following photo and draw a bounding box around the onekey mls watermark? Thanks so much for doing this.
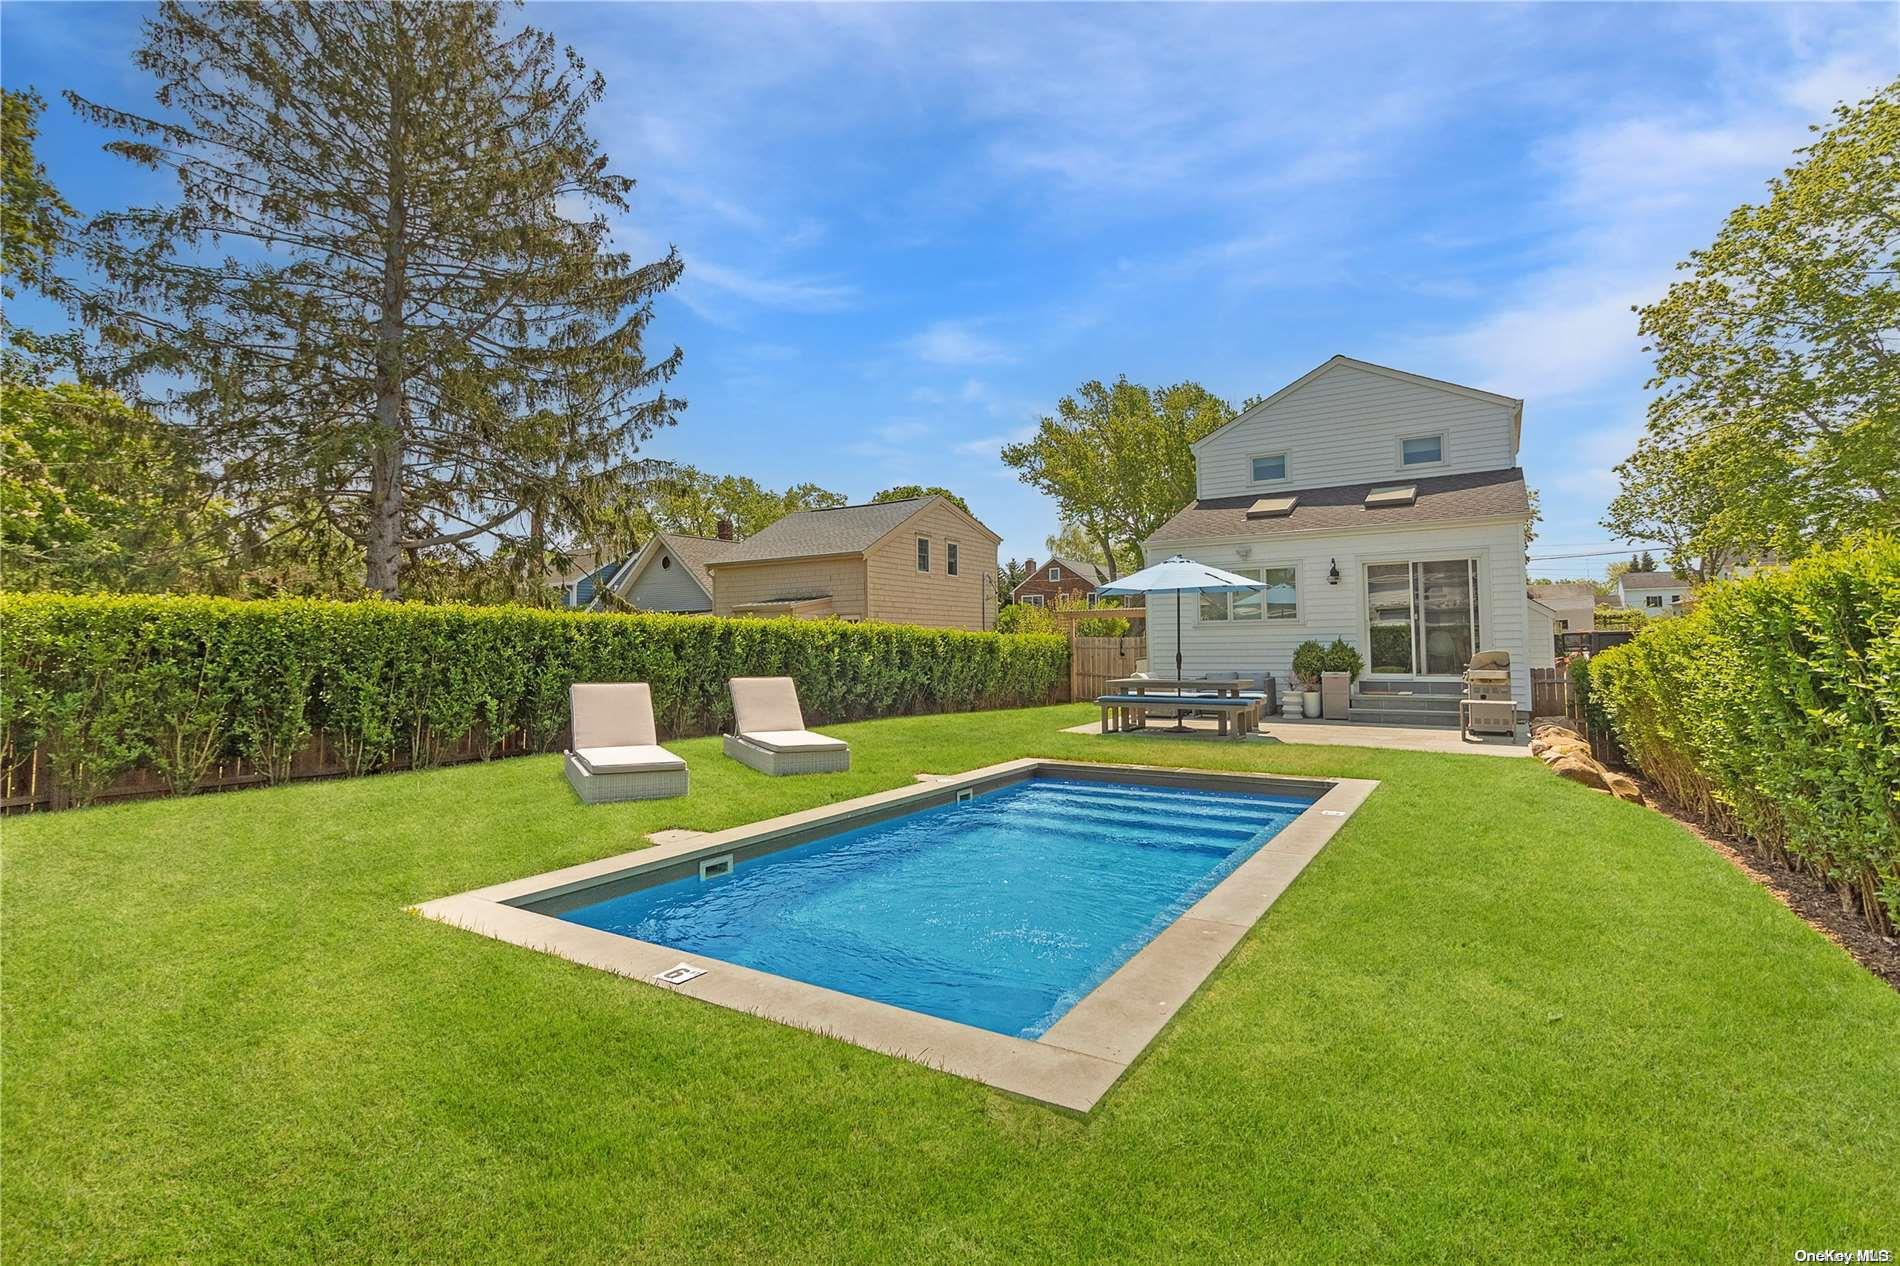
[1794,1251,1892,1263]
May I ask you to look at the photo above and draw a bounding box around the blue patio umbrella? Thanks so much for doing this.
[1097,555,1263,684]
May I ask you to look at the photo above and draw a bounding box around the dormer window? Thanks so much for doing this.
[1400,434,1444,466]
[1250,453,1288,483]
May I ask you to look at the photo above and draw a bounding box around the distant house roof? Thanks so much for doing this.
[1530,582,1598,604]
[594,532,743,609]
[1618,570,1690,590]
[706,495,1000,567]
[1148,468,1530,545]
[571,556,627,607]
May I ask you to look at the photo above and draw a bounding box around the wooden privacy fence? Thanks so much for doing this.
[1529,667,1569,717]
[1070,635,1147,702]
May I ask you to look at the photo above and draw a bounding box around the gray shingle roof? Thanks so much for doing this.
[654,533,742,595]
[706,497,934,566]
[1618,570,1690,590]
[1148,468,1530,544]
[1048,555,1104,584]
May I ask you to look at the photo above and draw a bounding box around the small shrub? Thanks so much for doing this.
[1290,640,1327,689]
[1321,638,1363,681]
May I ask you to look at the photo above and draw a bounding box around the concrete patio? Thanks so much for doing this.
[1063,713,1532,757]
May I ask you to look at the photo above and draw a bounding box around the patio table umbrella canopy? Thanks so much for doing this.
[1097,555,1264,681]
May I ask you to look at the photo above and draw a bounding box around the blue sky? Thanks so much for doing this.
[4,2,1893,578]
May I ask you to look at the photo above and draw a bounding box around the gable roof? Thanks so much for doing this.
[1530,582,1599,600]
[1147,467,1530,544]
[599,532,740,607]
[1191,355,1525,457]
[1618,570,1690,590]
[706,495,1000,567]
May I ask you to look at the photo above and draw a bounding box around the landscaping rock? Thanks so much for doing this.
[1604,771,1645,804]
[1548,753,1610,791]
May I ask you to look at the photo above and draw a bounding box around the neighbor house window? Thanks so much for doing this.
[1199,566,1296,622]
[1022,594,1043,607]
[1669,593,1681,604]
[1646,595,1663,608]
[947,543,959,576]
[1401,434,1444,465]
[1047,565,1061,581]
[1251,453,1288,483]
[916,538,930,572]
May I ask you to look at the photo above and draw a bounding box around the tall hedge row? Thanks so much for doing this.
[0,594,1069,807]
[1587,538,1899,933]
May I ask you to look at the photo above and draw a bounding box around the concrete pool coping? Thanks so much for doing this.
[412,758,1377,1112]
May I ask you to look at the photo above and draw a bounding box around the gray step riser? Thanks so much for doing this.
[1347,711,1462,729]
[1350,698,1463,713]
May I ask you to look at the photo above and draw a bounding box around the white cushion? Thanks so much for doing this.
[729,677,807,733]
[575,744,686,775]
[740,730,848,754]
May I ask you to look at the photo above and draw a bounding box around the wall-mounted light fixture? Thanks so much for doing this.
[1328,559,1341,585]
[1235,544,1252,560]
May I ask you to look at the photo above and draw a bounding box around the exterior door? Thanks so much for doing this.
[1366,563,1414,675]
[1365,559,1480,677]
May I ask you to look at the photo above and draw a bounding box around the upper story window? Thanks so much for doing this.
[916,537,930,572]
[1400,434,1444,466]
[1047,565,1061,581]
[947,542,959,576]
[1645,595,1663,608]
[1250,453,1288,483]
[1669,592,1681,604]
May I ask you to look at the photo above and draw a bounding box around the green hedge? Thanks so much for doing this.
[1587,539,1899,933]
[0,594,1069,807]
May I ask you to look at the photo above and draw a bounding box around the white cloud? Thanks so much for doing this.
[904,321,1016,367]
[682,257,857,314]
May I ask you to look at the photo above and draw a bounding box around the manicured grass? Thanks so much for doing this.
[5,704,1896,1263]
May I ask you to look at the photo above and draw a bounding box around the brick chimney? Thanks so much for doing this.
[715,517,735,541]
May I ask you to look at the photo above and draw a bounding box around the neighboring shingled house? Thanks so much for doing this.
[595,531,742,613]
[704,495,1003,629]
[1011,556,1104,607]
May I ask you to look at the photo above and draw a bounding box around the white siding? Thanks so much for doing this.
[1195,362,1518,499]
[1144,518,1536,706]
[1526,603,1558,669]
[625,544,713,612]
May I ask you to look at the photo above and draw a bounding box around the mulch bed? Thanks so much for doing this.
[1633,777,1900,992]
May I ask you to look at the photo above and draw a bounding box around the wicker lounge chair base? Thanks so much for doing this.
[565,752,691,803]
[723,733,851,776]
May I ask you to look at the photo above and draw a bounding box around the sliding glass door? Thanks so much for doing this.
[1365,559,1480,677]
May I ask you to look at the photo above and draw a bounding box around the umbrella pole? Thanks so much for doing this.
[1171,587,1188,732]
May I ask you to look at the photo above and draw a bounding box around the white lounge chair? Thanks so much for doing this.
[564,683,689,803]
[723,677,851,776]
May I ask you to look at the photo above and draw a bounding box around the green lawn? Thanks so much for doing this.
[5,704,1896,1263]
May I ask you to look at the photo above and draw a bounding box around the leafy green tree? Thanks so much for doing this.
[1001,378,1235,579]
[0,379,230,591]
[2,87,81,374]
[872,484,970,515]
[994,557,1029,608]
[1043,520,1122,579]
[641,466,844,539]
[67,1,684,600]
[1617,81,1900,564]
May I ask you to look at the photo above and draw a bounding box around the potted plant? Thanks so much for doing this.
[1290,640,1327,717]
[1319,638,1363,720]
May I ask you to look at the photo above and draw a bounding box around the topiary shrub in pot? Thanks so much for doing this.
[1322,638,1363,681]
[1290,639,1327,717]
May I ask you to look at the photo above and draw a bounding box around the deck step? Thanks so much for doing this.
[1347,707,1462,729]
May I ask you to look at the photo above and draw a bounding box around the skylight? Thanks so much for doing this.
[1246,495,1299,518]
[1363,485,1417,508]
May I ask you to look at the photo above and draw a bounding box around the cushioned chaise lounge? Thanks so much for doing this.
[564,682,689,803]
[723,676,851,776]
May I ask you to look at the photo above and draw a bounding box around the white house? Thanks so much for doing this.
[1143,356,1541,714]
[1529,582,1598,635]
[1615,570,1691,616]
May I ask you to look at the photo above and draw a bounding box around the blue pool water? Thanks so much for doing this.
[556,777,1313,1037]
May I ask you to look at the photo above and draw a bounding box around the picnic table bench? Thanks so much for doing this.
[1096,680,1262,740]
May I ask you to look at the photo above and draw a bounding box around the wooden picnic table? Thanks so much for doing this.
[1099,677,1259,740]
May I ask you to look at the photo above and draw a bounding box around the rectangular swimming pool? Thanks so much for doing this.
[418,760,1376,1110]
[549,777,1314,1038]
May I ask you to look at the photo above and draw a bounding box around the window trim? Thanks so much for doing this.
[1047,565,1061,581]
[1398,431,1446,469]
[1021,593,1044,607]
[1248,452,1290,486]
[1195,563,1299,625]
[915,536,930,573]
[947,541,959,576]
